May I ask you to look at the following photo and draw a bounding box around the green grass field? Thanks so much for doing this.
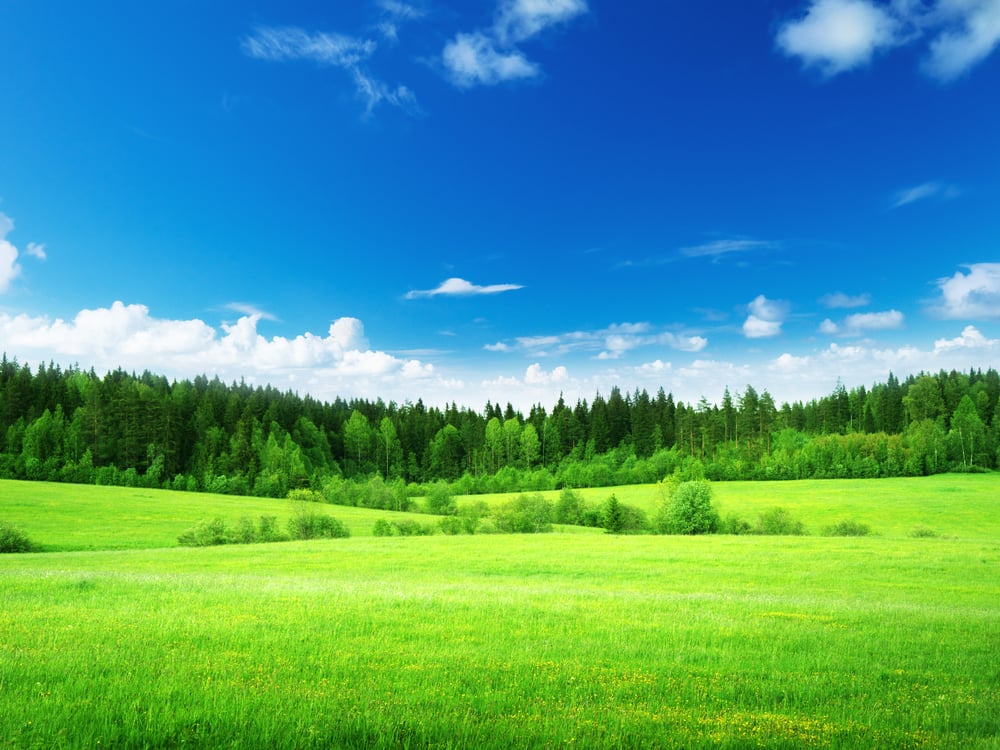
[1,476,999,748]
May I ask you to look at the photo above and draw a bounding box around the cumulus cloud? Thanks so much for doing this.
[524,362,569,385]
[242,25,416,115]
[405,277,524,299]
[0,211,45,293]
[923,0,1000,81]
[0,302,451,404]
[820,309,905,336]
[933,324,999,352]
[494,0,589,44]
[442,32,539,87]
[441,0,587,88]
[743,295,788,338]
[777,0,1000,80]
[932,263,1000,319]
[820,291,871,308]
[776,0,902,76]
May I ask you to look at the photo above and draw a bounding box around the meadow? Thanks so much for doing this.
[1,476,998,748]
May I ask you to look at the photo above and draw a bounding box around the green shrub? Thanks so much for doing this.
[177,517,232,546]
[0,521,35,553]
[824,519,872,537]
[287,508,350,540]
[719,513,753,535]
[910,525,939,538]
[373,519,395,536]
[655,480,718,534]
[425,481,457,515]
[555,488,585,524]
[602,494,649,534]
[392,519,435,536]
[287,488,324,504]
[493,494,554,534]
[754,507,807,536]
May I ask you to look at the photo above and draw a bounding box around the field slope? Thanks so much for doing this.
[1,476,999,748]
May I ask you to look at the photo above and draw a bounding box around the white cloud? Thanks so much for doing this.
[492,321,707,359]
[405,277,524,299]
[442,32,539,87]
[0,302,454,404]
[679,238,778,258]
[820,291,871,308]
[778,0,1000,80]
[923,0,1000,81]
[524,362,569,385]
[242,26,376,66]
[441,0,587,88]
[776,0,902,76]
[242,25,416,115]
[0,211,44,293]
[742,295,788,338]
[890,180,961,208]
[820,309,905,336]
[933,324,999,352]
[932,263,1000,319]
[494,0,589,44]
[225,302,278,321]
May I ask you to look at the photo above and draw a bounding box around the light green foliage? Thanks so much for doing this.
[492,493,554,533]
[287,504,349,540]
[823,519,872,537]
[656,480,718,534]
[424,480,457,515]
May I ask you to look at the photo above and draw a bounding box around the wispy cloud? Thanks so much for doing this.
[819,309,904,336]
[224,302,278,321]
[377,1,427,42]
[742,295,788,339]
[931,263,1000,319]
[680,238,779,259]
[405,277,524,299]
[242,25,416,116]
[776,0,1000,81]
[820,291,871,308]
[441,0,588,88]
[890,180,961,208]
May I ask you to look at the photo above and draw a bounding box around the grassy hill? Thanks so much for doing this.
[1,475,998,748]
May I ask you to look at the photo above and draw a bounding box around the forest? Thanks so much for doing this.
[1,354,997,500]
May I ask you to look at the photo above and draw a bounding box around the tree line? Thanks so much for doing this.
[1,354,997,498]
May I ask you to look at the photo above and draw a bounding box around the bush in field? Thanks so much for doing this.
[910,525,939,538]
[754,507,807,536]
[287,488,324,504]
[425,480,457,515]
[655,480,718,535]
[718,513,753,535]
[493,494,554,533]
[823,519,872,537]
[373,519,394,536]
[602,494,649,534]
[0,521,36,553]
[287,506,349,540]
[555,487,585,525]
[177,517,232,546]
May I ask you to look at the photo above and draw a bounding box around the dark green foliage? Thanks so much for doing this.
[0,521,35,553]
[2,356,999,497]
[910,525,939,538]
[718,513,753,535]
[823,519,872,537]
[287,507,349,540]
[754,507,807,536]
[655,480,718,535]
[601,494,648,534]
[374,519,435,536]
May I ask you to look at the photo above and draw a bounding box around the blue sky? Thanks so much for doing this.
[2,0,999,411]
